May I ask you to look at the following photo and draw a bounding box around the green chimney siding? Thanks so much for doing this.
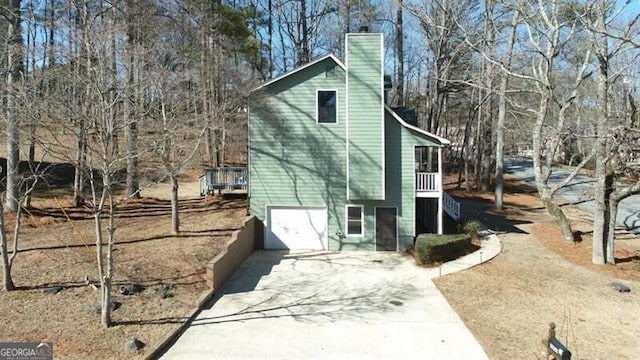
[346,34,385,200]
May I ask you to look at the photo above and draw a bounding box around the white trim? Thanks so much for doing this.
[437,147,444,234]
[345,204,364,237]
[316,89,338,124]
[385,105,451,146]
[412,146,417,237]
[374,206,399,251]
[247,105,251,200]
[251,54,346,92]
[378,34,386,201]
[345,34,351,200]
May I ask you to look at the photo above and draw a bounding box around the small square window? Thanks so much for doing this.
[317,90,337,124]
[346,205,363,236]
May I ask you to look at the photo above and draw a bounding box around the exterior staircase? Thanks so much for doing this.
[443,192,460,222]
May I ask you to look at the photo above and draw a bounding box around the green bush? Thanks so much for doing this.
[414,233,472,265]
[415,239,432,264]
[458,221,481,238]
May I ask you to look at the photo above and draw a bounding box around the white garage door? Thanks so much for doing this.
[266,207,328,250]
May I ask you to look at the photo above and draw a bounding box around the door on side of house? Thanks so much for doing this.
[266,206,328,250]
[375,207,398,251]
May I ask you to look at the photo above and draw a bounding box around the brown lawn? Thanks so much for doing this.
[435,177,640,359]
[0,172,247,359]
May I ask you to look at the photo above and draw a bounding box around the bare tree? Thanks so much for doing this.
[406,0,477,135]
[394,0,404,107]
[122,0,158,198]
[149,70,205,234]
[1,173,40,291]
[3,0,23,212]
[525,0,594,241]
[586,0,640,264]
[453,0,594,240]
[494,8,519,209]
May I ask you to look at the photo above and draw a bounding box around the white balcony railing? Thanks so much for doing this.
[444,192,460,221]
[416,172,440,192]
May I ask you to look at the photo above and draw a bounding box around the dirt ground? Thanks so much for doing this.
[0,172,247,359]
[436,177,640,359]
[3,167,639,359]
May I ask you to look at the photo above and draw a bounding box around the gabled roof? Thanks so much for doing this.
[385,105,451,146]
[251,54,346,92]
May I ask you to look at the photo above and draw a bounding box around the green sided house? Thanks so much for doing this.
[248,31,457,251]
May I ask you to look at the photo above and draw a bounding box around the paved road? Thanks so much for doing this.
[160,251,489,360]
[505,158,640,233]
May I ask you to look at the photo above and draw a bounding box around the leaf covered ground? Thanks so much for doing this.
[437,177,640,359]
[0,174,247,359]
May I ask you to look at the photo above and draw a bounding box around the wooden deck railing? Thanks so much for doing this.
[200,167,248,196]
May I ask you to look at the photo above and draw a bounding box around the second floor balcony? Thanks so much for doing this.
[416,172,440,196]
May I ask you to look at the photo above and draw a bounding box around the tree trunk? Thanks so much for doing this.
[124,102,140,198]
[171,176,180,234]
[268,0,273,78]
[480,0,495,192]
[102,193,116,328]
[101,279,111,327]
[123,6,140,199]
[533,92,574,241]
[94,206,110,327]
[608,181,640,264]
[123,56,139,199]
[494,10,518,210]
[0,200,15,291]
[474,88,483,189]
[541,193,574,242]
[23,124,36,208]
[394,0,404,107]
[591,0,609,265]
[458,106,473,190]
[6,0,23,213]
[73,125,87,207]
[74,2,91,208]
[299,0,309,65]
[605,188,617,264]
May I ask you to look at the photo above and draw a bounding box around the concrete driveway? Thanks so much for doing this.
[161,251,489,360]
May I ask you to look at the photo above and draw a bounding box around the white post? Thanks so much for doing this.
[437,146,444,234]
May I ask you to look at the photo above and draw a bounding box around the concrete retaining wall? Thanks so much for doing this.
[206,215,257,292]
[146,215,259,359]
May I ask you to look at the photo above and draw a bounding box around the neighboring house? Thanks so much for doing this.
[248,31,455,251]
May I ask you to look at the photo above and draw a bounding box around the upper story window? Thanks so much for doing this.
[317,90,337,124]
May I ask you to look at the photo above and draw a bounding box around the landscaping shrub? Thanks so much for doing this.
[414,233,473,265]
[458,221,481,239]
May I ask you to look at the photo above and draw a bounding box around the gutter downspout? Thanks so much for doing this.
[437,146,444,234]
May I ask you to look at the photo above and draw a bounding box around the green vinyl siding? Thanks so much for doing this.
[337,114,440,250]
[382,112,440,250]
[249,42,447,251]
[346,34,384,200]
[249,58,362,250]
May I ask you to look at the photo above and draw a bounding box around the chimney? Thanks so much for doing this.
[345,32,385,200]
[384,75,393,105]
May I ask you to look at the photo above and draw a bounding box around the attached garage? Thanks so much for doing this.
[266,206,328,250]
